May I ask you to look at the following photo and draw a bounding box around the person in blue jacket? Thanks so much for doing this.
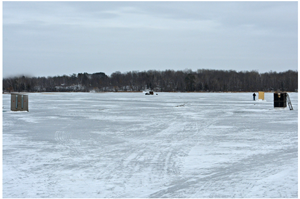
[253,93,256,100]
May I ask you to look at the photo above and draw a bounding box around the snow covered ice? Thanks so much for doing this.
[2,92,298,198]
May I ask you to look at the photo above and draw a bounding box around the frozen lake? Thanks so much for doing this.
[2,92,298,198]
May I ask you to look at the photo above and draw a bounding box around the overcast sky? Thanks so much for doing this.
[3,1,298,78]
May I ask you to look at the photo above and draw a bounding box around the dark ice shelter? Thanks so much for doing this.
[274,92,293,110]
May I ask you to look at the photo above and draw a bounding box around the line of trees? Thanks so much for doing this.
[2,69,298,93]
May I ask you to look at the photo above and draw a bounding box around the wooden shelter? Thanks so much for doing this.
[258,92,264,100]
[11,93,29,111]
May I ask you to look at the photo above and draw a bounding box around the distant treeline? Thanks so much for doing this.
[2,69,298,93]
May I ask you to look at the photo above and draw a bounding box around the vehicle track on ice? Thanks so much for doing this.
[148,146,297,198]
[54,131,82,156]
[113,107,223,197]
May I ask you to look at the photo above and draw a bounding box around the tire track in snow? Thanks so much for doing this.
[96,117,191,197]
[94,103,255,197]
[149,147,297,198]
[54,131,81,156]
[146,104,233,196]
[147,108,252,197]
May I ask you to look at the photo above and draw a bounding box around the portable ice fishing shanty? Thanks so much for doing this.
[11,93,29,111]
[274,92,293,110]
[258,92,264,100]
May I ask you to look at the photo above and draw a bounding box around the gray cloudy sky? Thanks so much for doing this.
[3,1,298,77]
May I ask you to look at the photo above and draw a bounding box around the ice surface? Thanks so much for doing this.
[2,92,298,198]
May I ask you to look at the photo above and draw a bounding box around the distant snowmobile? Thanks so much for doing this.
[143,90,157,95]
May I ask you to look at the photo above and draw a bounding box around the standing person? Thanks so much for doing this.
[253,93,256,101]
